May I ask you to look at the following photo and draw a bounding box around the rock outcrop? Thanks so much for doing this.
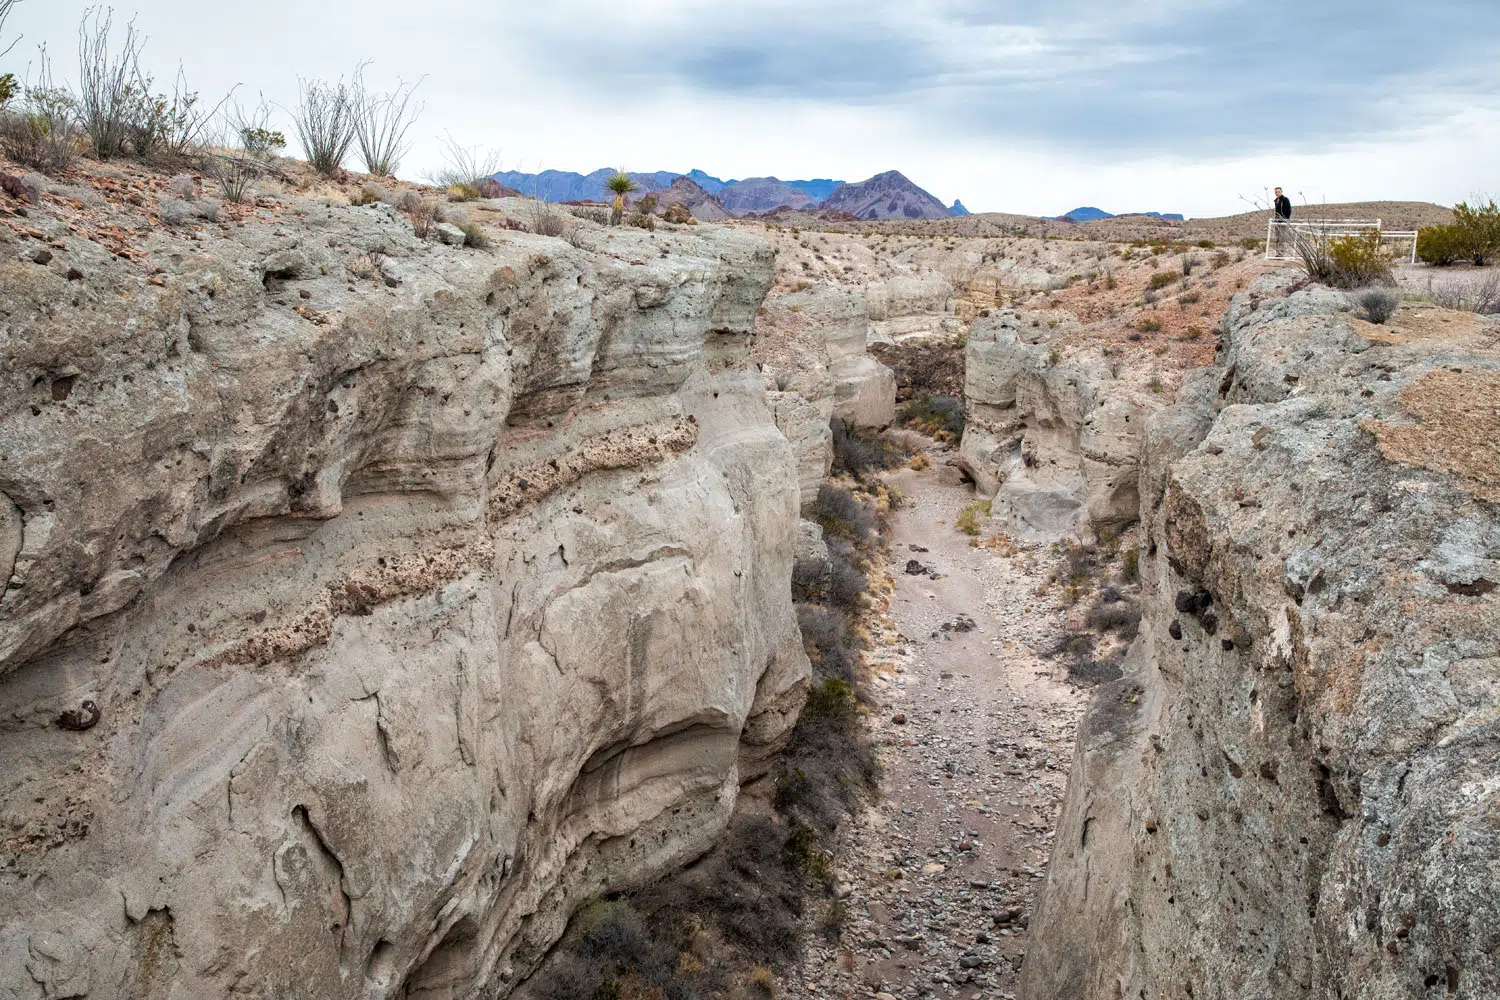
[958,311,1145,539]
[865,275,958,346]
[1023,277,1500,999]
[0,197,809,998]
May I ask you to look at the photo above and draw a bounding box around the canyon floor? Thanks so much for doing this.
[786,448,1088,1000]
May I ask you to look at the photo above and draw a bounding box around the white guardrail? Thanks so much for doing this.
[1265,218,1419,264]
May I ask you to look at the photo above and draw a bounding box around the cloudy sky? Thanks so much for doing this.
[7,0,1499,216]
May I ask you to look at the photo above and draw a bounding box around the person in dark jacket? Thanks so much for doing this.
[1272,187,1293,254]
[1274,188,1292,220]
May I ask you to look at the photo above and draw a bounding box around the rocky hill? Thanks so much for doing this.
[821,170,951,220]
[716,176,819,215]
[653,176,731,221]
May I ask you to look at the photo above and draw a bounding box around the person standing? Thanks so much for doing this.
[1272,187,1293,254]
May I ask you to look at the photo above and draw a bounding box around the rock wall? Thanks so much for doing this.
[957,312,1145,539]
[1023,276,1500,999]
[0,204,809,998]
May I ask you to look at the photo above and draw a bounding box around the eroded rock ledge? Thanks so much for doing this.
[1023,276,1500,999]
[0,202,808,998]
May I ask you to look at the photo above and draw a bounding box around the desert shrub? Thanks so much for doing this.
[803,677,857,721]
[1452,198,1500,264]
[627,210,656,230]
[529,899,703,1000]
[898,393,965,439]
[1086,600,1142,639]
[663,201,693,224]
[1418,224,1470,266]
[1425,270,1500,314]
[474,177,504,198]
[829,419,905,480]
[1178,291,1201,307]
[157,195,192,225]
[1327,229,1393,287]
[292,76,356,174]
[810,483,875,545]
[347,186,379,206]
[955,498,991,536]
[1197,239,1214,248]
[637,193,658,215]
[457,220,490,249]
[350,64,421,177]
[197,197,220,222]
[399,191,439,239]
[239,126,284,156]
[523,197,570,237]
[429,133,502,188]
[1355,287,1400,324]
[168,172,195,198]
[74,11,219,161]
[0,82,79,172]
[1181,255,1197,276]
[445,182,480,201]
[1137,316,1163,333]
[1147,271,1175,291]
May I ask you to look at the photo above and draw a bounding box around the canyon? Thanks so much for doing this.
[2,160,1497,1000]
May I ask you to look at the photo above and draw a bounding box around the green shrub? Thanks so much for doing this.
[803,678,857,721]
[1452,198,1500,263]
[1147,271,1176,291]
[955,498,991,536]
[829,419,905,479]
[1355,287,1400,324]
[898,394,965,439]
[1327,228,1393,287]
[1417,224,1471,265]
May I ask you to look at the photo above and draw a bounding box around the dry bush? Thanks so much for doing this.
[351,63,422,177]
[157,194,192,225]
[1355,287,1400,324]
[0,48,81,172]
[1425,270,1500,314]
[429,134,501,189]
[168,172,194,198]
[830,419,907,480]
[525,197,570,237]
[292,76,356,175]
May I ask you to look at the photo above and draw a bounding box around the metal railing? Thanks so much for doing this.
[1265,218,1419,264]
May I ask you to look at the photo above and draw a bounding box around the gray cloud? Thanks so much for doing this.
[517,0,1500,154]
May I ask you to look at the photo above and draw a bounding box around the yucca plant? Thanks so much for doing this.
[605,170,637,226]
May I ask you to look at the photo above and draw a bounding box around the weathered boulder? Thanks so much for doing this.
[0,200,808,998]
[1024,275,1500,1000]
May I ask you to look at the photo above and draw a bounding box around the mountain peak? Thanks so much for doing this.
[822,171,951,220]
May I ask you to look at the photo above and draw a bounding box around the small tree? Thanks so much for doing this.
[605,170,637,226]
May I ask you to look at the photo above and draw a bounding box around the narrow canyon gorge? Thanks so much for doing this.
[2,176,1496,1000]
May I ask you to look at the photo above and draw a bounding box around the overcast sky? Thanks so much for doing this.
[7,0,1499,216]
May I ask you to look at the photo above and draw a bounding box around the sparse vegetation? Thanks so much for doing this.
[898,394,964,441]
[1137,316,1163,333]
[1355,287,1400,324]
[1418,199,1499,266]
[830,419,907,480]
[291,76,356,175]
[429,134,502,190]
[955,498,991,536]
[1147,271,1175,291]
[350,64,422,177]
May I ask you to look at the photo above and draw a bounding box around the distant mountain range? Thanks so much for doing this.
[1055,206,1185,222]
[490,167,954,221]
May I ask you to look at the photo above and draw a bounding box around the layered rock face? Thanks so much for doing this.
[0,206,809,997]
[1023,277,1500,999]
[865,276,958,346]
[958,311,1146,539]
[763,284,896,485]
